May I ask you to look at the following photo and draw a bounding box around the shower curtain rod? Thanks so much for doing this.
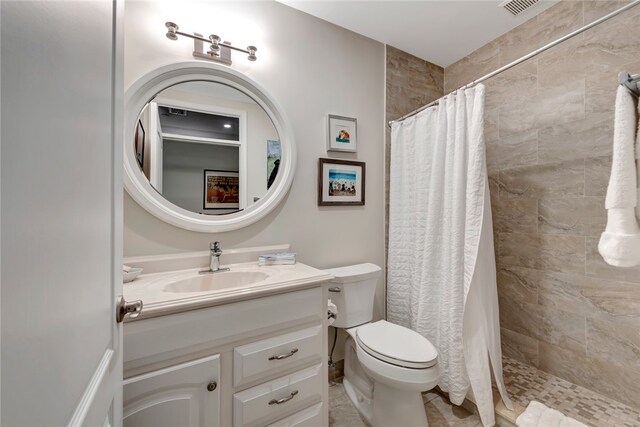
[388,0,640,127]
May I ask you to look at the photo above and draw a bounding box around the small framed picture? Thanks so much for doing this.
[203,170,240,210]
[327,115,357,153]
[134,119,145,168]
[318,158,365,206]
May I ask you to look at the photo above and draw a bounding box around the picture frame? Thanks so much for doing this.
[318,158,365,206]
[134,119,145,168]
[266,139,281,189]
[203,170,240,210]
[327,115,357,153]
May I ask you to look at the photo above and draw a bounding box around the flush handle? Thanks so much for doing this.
[115,296,143,323]
[268,390,298,405]
[268,348,298,360]
[328,287,341,293]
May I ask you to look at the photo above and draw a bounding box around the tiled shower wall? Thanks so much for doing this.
[443,0,640,409]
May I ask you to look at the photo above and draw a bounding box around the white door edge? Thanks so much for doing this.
[68,349,115,427]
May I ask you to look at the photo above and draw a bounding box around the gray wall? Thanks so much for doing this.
[123,0,386,341]
[162,141,239,213]
[445,0,640,409]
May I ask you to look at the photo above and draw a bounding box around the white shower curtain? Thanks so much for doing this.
[388,85,512,426]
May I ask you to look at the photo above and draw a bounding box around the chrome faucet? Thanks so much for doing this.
[200,241,230,274]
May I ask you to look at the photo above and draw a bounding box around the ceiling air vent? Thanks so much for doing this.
[500,0,540,16]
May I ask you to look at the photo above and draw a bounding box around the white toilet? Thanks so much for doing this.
[325,263,440,427]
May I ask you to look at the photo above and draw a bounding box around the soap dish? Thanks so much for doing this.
[123,267,143,283]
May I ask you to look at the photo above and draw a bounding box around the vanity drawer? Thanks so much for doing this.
[233,364,323,427]
[266,403,323,427]
[124,287,323,368]
[234,325,322,387]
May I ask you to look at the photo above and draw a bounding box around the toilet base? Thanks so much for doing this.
[343,334,432,427]
[372,382,428,427]
[342,377,373,424]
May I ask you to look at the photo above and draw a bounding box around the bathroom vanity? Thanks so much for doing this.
[120,59,332,426]
[122,248,332,427]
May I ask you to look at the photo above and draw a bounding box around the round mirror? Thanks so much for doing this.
[124,62,296,232]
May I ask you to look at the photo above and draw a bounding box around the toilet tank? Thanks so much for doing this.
[324,263,381,328]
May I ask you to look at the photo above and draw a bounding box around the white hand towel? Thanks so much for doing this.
[516,401,588,427]
[598,86,640,267]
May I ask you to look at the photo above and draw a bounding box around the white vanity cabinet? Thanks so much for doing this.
[123,285,328,427]
[123,354,221,427]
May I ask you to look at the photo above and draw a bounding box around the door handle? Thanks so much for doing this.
[116,296,143,323]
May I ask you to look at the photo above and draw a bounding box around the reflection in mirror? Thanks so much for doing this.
[134,81,280,215]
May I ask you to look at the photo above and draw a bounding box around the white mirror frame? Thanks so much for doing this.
[124,62,296,232]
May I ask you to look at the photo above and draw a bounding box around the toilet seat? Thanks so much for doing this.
[355,320,438,369]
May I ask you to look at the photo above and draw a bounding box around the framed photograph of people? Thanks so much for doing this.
[318,158,365,206]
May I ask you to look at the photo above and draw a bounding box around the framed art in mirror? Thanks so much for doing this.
[134,120,145,168]
[204,170,240,211]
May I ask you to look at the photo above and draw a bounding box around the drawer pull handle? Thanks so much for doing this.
[328,287,341,293]
[268,390,298,405]
[207,381,217,392]
[268,348,298,361]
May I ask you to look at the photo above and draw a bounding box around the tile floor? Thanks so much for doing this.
[328,378,483,427]
[502,357,640,427]
[329,358,640,427]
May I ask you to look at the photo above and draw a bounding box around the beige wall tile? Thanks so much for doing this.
[535,79,586,130]
[498,233,540,269]
[487,130,538,172]
[538,197,606,235]
[535,1,585,47]
[537,234,586,274]
[585,155,611,197]
[538,271,640,326]
[497,265,539,304]
[537,117,612,163]
[499,294,540,339]
[538,305,587,354]
[498,160,585,199]
[494,198,538,234]
[498,233,585,274]
[485,61,537,111]
[501,327,539,367]
[583,0,631,23]
[587,317,640,373]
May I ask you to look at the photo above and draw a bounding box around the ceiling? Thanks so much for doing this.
[277,0,558,67]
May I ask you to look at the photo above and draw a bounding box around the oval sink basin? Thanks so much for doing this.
[163,271,270,293]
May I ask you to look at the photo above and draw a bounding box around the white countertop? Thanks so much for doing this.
[123,261,333,321]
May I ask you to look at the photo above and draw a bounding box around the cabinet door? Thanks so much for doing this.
[123,354,220,427]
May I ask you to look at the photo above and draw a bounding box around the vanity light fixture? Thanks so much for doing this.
[165,22,257,66]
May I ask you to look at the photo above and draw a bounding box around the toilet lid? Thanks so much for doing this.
[355,320,438,369]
